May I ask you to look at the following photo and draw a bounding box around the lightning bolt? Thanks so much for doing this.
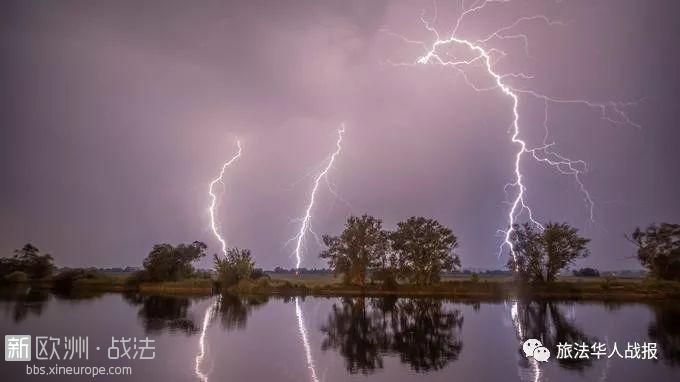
[290,125,346,270]
[384,1,640,265]
[296,297,320,382]
[195,299,217,382]
[208,140,242,257]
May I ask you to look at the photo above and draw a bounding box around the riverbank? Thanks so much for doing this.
[3,274,680,300]
[226,275,680,300]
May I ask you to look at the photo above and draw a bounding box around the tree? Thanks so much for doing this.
[507,222,590,283]
[628,223,680,281]
[142,241,207,281]
[320,215,389,286]
[389,217,461,285]
[0,243,54,279]
[214,247,255,287]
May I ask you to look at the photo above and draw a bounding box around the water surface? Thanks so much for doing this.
[1,287,678,381]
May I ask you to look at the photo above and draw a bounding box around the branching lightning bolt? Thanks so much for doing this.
[290,126,346,270]
[208,140,243,257]
[384,0,640,265]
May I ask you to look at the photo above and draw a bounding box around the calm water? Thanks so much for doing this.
[1,287,679,381]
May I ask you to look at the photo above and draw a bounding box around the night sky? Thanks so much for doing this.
[1,0,678,270]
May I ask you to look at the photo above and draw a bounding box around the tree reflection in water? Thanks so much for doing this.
[0,285,49,323]
[513,300,595,373]
[123,293,203,334]
[320,297,464,374]
[122,292,267,334]
[648,303,680,367]
[213,293,268,330]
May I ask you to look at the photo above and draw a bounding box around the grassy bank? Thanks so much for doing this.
[226,274,680,300]
[4,274,680,300]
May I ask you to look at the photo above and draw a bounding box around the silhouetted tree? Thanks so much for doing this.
[0,243,54,279]
[507,222,589,283]
[320,215,389,286]
[390,217,461,285]
[142,241,207,281]
[628,223,680,281]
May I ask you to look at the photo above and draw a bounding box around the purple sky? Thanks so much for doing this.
[1,0,678,270]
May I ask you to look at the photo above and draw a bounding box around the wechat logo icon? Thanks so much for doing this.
[522,338,550,362]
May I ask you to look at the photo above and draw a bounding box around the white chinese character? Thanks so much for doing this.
[641,342,658,360]
[138,337,156,360]
[109,337,134,360]
[625,342,642,359]
[574,342,590,359]
[37,337,61,360]
[556,342,573,359]
[590,342,607,359]
[608,342,623,359]
[63,336,89,360]
[5,335,31,361]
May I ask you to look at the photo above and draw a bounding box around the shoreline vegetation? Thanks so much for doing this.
[2,220,678,301]
[4,273,680,301]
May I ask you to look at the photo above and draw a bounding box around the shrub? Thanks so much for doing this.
[214,248,255,288]
[53,268,103,290]
[126,270,151,286]
[250,268,268,280]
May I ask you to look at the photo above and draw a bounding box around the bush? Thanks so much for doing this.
[3,271,28,283]
[214,248,255,288]
[250,268,268,280]
[126,270,151,286]
[53,268,104,290]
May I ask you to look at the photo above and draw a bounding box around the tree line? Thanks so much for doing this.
[317,215,680,285]
[1,221,679,285]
